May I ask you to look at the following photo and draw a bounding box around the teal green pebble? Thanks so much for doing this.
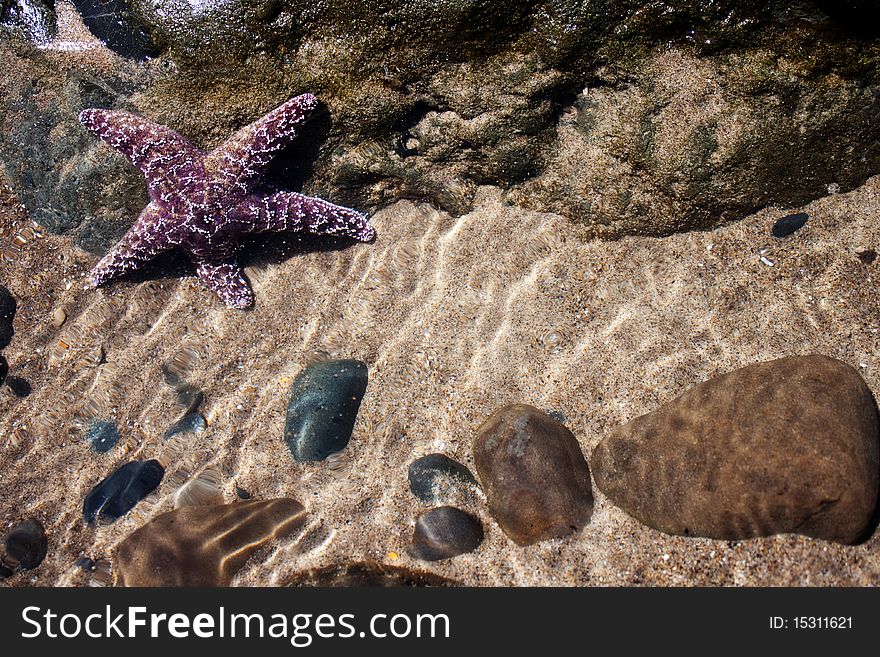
[284,359,368,462]
[85,419,120,453]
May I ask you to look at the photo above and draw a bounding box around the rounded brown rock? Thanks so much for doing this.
[115,498,306,586]
[591,355,880,544]
[473,404,593,546]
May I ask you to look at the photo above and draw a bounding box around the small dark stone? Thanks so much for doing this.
[0,284,15,350]
[85,419,119,453]
[772,212,809,238]
[74,556,95,571]
[410,507,484,561]
[164,412,207,439]
[4,518,48,570]
[408,454,478,503]
[547,409,568,424]
[5,376,31,397]
[284,359,368,461]
[473,404,594,546]
[0,563,12,578]
[857,249,877,265]
[0,355,7,386]
[83,459,165,525]
[235,485,252,500]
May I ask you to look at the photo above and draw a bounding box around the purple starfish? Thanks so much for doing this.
[79,94,375,309]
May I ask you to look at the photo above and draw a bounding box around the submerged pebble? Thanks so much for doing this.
[408,454,478,503]
[772,212,809,238]
[857,249,877,265]
[591,355,879,544]
[85,419,119,453]
[474,404,594,546]
[0,284,15,350]
[284,359,368,461]
[410,506,484,561]
[83,459,165,525]
[5,376,31,397]
[115,499,307,586]
[74,556,95,572]
[164,412,207,439]
[3,518,48,571]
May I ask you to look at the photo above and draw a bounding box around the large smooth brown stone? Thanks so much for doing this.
[473,404,593,545]
[592,355,880,544]
[115,499,306,586]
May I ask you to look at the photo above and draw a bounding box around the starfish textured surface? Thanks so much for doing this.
[80,94,376,309]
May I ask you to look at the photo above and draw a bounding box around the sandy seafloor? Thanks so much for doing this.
[0,3,878,587]
[1,162,879,587]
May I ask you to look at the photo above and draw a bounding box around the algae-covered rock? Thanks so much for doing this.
[1,1,880,245]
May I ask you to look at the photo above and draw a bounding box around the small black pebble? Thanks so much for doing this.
[0,355,7,386]
[410,507,484,561]
[4,518,48,570]
[5,376,31,397]
[235,485,252,500]
[0,284,15,350]
[857,249,877,265]
[408,454,478,503]
[772,212,809,238]
[74,556,96,571]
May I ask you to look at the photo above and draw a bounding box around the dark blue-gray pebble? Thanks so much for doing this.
[772,212,809,238]
[164,412,207,439]
[83,459,164,524]
[408,453,478,503]
[284,359,368,462]
[0,284,15,350]
[410,506,484,561]
[5,376,31,397]
[75,556,95,571]
[86,419,119,453]
[4,518,48,570]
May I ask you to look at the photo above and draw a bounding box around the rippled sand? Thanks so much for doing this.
[1,175,879,587]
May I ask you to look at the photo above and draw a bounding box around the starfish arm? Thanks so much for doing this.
[202,94,319,198]
[193,257,254,309]
[79,108,205,203]
[90,204,175,287]
[235,191,376,242]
